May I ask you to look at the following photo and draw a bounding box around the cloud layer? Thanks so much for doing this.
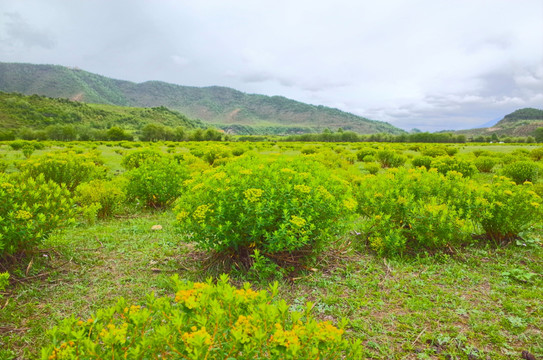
[1,0,541,131]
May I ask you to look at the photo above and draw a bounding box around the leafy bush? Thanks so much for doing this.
[421,146,448,157]
[42,275,362,359]
[474,156,497,173]
[356,147,376,161]
[364,162,380,175]
[362,154,376,163]
[175,156,356,266]
[0,156,7,173]
[474,177,542,241]
[75,178,127,219]
[0,272,8,294]
[0,173,75,256]
[432,156,477,177]
[355,168,474,255]
[530,147,543,161]
[375,150,406,168]
[126,157,189,209]
[121,149,164,170]
[202,145,232,165]
[501,161,539,184]
[18,151,106,191]
[411,155,433,169]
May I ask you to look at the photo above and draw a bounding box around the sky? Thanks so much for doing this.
[0,0,542,131]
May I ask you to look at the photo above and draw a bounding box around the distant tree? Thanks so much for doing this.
[107,126,133,141]
[141,123,173,142]
[535,127,543,143]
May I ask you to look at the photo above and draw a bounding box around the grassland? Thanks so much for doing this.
[0,141,542,359]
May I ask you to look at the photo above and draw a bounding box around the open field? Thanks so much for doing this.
[1,141,542,359]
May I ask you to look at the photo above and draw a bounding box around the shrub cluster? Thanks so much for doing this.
[42,275,362,359]
[175,155,357,265]
[501,160,539,184]
[0,172,75,256]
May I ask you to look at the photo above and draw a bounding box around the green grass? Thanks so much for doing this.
[1,141,542,359]
[1,211,541,359]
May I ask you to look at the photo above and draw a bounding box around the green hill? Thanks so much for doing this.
[0,91,203,131]
[0,62,405,135]
[457,108,543,138]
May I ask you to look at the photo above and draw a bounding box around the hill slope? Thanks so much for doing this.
[0,62,404,135]
[457,108,543,138]
[0,91,203,131]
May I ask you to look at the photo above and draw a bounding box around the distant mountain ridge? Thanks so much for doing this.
[456,108,543,137]
[0,62,404,135]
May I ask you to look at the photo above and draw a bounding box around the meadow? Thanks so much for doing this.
[0,140,542,359]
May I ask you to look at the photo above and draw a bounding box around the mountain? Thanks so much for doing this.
[0,91,203,131]
[456,108,543,138]
[0,62,404,135]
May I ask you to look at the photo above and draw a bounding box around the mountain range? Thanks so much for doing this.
[0,62,403,135]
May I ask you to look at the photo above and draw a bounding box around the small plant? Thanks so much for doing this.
[121,149,164,170]
[75,178,127,219]
[175,155,356,268]
[411,155,433,169]
[41,275,362,359]
[474,156,496,173]
[501,161,539,184]
[126,157,189,209]
[18,151,106,191]
[356,147,376,161]
[432,156,477,177]
[375,150,406,168]
[364,162,380,175]
[0,172,76,256]
[21,144,35,158]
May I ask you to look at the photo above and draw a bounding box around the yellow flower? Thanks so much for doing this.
[244,188,264,202]
[239,168,253,175]
[177,211,189,221]
[289,215,306,228]
[193,204,213,223]
[343,198,358,211]
[294,184,311,193]
[15,210,33,220]
[503,190,513,196]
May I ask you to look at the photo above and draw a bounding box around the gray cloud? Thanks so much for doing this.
[3,12,55,49]
[0,0,541,131]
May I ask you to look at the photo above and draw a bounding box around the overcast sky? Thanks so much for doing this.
[1,0,542,131]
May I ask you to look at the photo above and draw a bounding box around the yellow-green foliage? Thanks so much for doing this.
[475,177,542,241]
[0,272,8,294]
[176,155,357,260]
[0,173,75,256]
[41,275,362,359]
[18,151,106,191]
[356,168,474,255]
[432,156,477,177]
[501,160,540,184]
[126,157,189,209]
[75,178,127,219]
[121,148,164,170]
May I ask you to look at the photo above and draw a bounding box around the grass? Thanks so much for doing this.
[1,141,542,359]
[1,210,541,359]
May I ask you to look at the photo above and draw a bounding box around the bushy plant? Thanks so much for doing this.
[202,145,232,165]
[0,173,75,256]
[41,275,362,359]
[0,272,8,294]
[432,156,477,177]
[121,149,164,170]
[411,155,433,169]
[355,168,475,255]
[0,156,7,173]
[421,146,448,157]
[175,156,356,266]
[474,156,497,173]
[75,178,127,219]
[530,147,543,161]
[474,177,542,242]
[364,162,380,175]
[501,161,539,184]
[375,150,406,168]
[356,147,376,161]
[126,157,189,209]
[18,151,106,191]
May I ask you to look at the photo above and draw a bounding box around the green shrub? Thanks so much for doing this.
[411,155,433,169]
[474,177,542,241]
[421,146,448,157]
[530,147,543,161]
[0,157,7,173]
[202,145,232,165]
[362,154,375,163]
[18,151,106,191]
[121,149,164,170]
[300,146,318,155]
[126,158,188,209]
[355,168,474,255]
[364,162,380,175]
[0,173,75,256]
[356,147,376,161]
[22,144,34,158]
[375,150,406,168]
[41,275,362,359]
[75,178,127,219]
[432,156,477,177]
[0,272,8,294]
[474,156,497,173]
[501,161,539,184]
[175,156,356,266]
